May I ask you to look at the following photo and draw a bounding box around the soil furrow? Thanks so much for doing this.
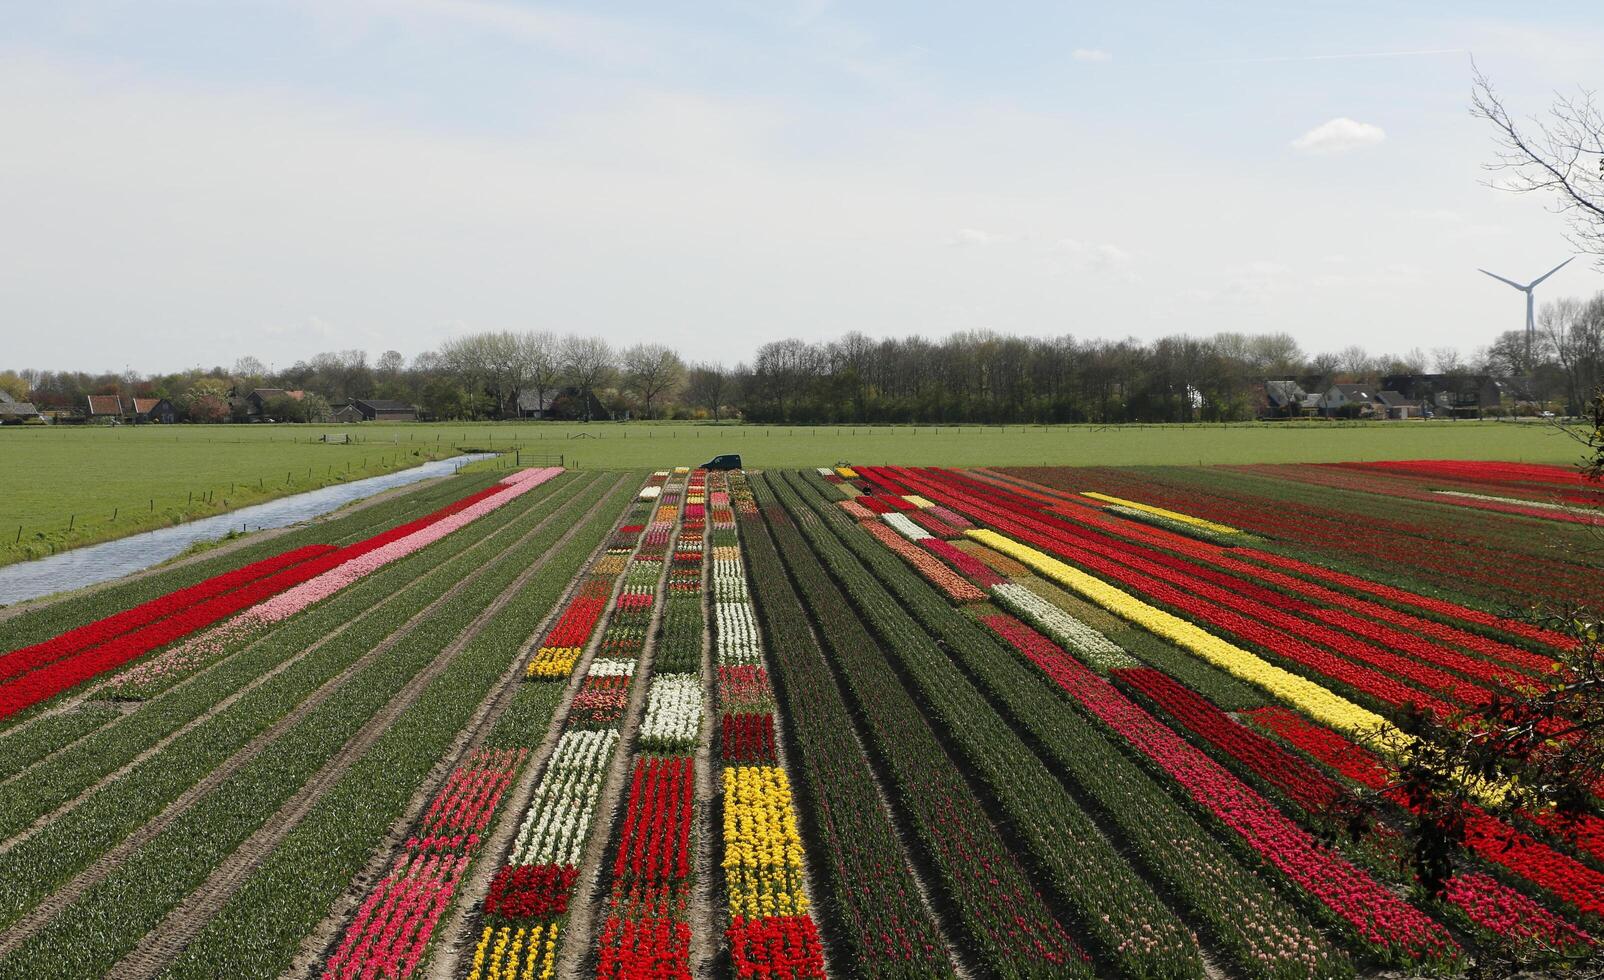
[112,475,621,979]
[0,478,592,959]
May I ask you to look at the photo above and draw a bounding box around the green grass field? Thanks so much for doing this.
[0,418,1587,565]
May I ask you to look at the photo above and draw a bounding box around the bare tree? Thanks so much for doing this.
[233,356,268,384]
[1472,65,1604,265]
[559,335,615,421]
[1335,345,1376,378]
[1430,346,1466,373]
[516,331,561,419]
[620,343,685,419]
[685,362,729,420]
[1543,296,1604,414]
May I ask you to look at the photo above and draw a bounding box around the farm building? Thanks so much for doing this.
[0,390,41,424]
[1374,390,1424,420]
[347,398,419,422]
[86,394,124,421]
[517,387,615,421]
[130,397,177,424]
[330,403,365,424]
[1258,380,1320,418]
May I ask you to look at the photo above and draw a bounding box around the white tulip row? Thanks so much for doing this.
[508,729,619,867]
[639,485,662,500]
[882,512,931,541]
[714,600,763,666]
[587,658,636,677]
[711,558,747,600]
[637,674,705,749]
[990,582,1135,670]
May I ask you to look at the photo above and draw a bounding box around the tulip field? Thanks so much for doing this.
[0,455,1599,979]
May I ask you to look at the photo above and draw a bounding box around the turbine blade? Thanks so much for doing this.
[1478,268,1527,290]
[1528,256,1575,287]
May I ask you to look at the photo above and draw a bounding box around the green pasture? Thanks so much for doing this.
[0,419,1586,566]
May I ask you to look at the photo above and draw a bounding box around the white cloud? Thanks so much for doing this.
[1053,238,1134,278]
[1072,48,1112,63]
[1291,117,1386,154]
[945,228,1012,247]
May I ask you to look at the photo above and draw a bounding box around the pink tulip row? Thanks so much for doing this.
[325,747,530,980]
[245,468,561,625]
[325,850,471,980]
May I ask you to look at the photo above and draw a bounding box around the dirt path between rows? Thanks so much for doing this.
[0,477,597,960]
[284,473,632,979]
[113,475,630,980]
[688,516,718,980]
[0,475,583,846]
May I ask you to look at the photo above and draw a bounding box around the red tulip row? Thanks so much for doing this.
[972,463,1600,623]
[855,494,915,515]
[985,617,1459,965]
[0,544,333,680]
[1247,707,1604,920]
[0,479,539,720]
[611,756,694,883]
[722,712,776,763]
[888,465,1563,672]
[1118,671,1593,954]
[728,915,827,980]
[1277,462,1604,526]
[484,863,581,920]
[1341,459,1603,491]
[871,466,1550,706]
[540,596,610,650]
[1113,666,1343,813]
[905,509,962,538]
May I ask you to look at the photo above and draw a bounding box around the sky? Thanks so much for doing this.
[2,1,1602,374]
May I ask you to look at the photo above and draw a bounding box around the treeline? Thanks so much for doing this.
[5,294,1601,423]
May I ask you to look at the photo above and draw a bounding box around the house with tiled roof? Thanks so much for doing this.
[131,397,177,424]
[86,394,124,420]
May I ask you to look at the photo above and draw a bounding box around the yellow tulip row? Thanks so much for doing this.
[722,764,810,920]
[465,923,558,980]
[966,529,1408,750]
[524,646,581,680]
[901,494,935,508]
[835,466,859,478]
[1080,492,1242,535]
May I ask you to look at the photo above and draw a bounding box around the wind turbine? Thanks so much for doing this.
[1478,257,1574,366]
